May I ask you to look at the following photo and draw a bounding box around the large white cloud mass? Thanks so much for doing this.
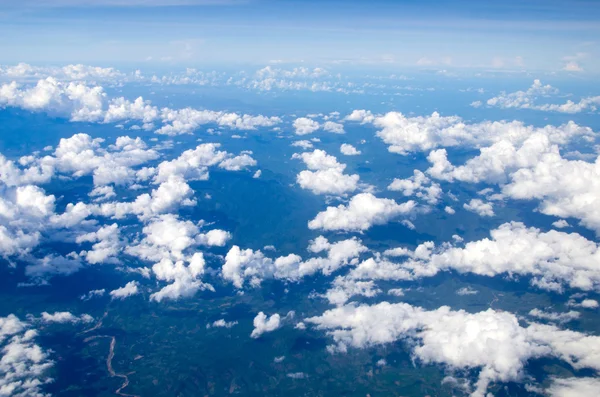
[426,132,600,234]
[0,78,282,134]
[345,222,600,293]
[306,302,600,397]
[345,109,591,155]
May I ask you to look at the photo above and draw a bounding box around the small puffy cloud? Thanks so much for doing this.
[322,121,344,134]
[340,144,361,156]
[552,219,570,228]
[293,150,359,195]
[293,117,320,135]
[39,312,94,324]
[251,312,281,338]
[528,309,580,324]
[291,140,313,149]
[308,193,416,232]
[345,109,374,124]
[206,319,238,329]
[463,199,494,217]
[456,287,478,296]
[218,154,257,171]
[388,170,442,205]
[110,281,140,299]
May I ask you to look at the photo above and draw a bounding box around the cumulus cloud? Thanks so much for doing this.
[0,314,54,397]
[308,193,416,232]
[76,223,122,264]
[293,117,320,135]
[347,222,600,293]
[206,319,238,329]
[528,308,580,324]
[546,377,600,397]
[110,281,140,299]
[346,109,592,155]
[293,150,359,195]
[0,78,282,134]
[306,302,600,397]
[463,198,495,217]
[122,214,223,301]
[340,144,361,156]
[221,236,367,288]
[250,312,281,338]
[425,131,600,234]
[483,79,599,114]
[39,311,94,324]
[388,170,442,205]
[322,121,344,134]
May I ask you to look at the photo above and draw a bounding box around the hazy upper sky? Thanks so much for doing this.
[0,0,598,73]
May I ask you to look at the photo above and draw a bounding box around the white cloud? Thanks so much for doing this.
[0,77,106,121]
[293,117,320,135]
[293,150,359,195]
[306,302,600,397]
[324,277,380,305]
[546,377,600,397]
[349,109,591,155]
[39,311,94,324]
[347,222,600,294]
[322,121,344,134]
[218,153,257,171]
[388,170,442,205]
[340,144,361,156]
[291,140,313,149]
[222,236,367,288]
[528,308,580,324]
[456,287,478,296]
[250,312,281,338]
[308,193,416,232]
[484,79,599,113]
[552,219,570,228]
[110,281,140,299]
[206,319,238,329]
[0,314,54,397]
[344,109,374,124]
[463,199,495,217]
[76,223,122,264]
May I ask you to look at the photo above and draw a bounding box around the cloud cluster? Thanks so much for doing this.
[426,133,600,233]
[0,314,54,397]
[221,236,367,288]
[0,78,282,135]
[388,170,442,205]
[306,302,600,397]
[345,109,592,155]
[483,79,600,114]
[346,222,600,293]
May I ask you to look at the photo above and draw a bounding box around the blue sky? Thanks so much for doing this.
[0,0,598,73]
